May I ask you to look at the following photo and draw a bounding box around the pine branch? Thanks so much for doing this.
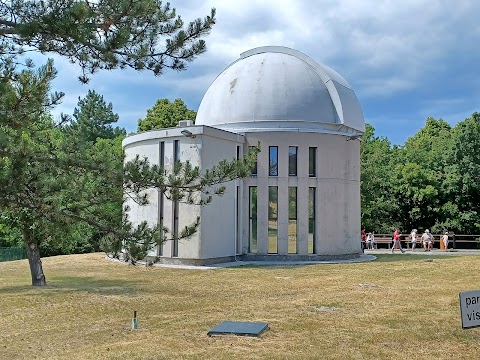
[1,2,216,78]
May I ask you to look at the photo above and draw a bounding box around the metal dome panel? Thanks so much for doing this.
[196,46,365,134]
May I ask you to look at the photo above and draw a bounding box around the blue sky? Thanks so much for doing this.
[46,0,480,145]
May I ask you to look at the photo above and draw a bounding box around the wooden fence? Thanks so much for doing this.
[368,234,480,249]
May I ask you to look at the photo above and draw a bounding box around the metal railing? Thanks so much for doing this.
[369,234,480,249]
[0,247,27,262]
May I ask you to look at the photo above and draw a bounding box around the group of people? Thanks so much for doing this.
[361,228,450,253]
[407,229,450,252]
[392,228,450,253]
[361,229,376,250]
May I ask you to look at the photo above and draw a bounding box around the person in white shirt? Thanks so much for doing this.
[370,232,376,249]
[442,232,449,251]
[421,229,433,251]
[410,229,418,251]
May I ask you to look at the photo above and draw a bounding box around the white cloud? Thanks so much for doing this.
[48,1,480,95]
[166,0,480,98]
[28,0,480,138]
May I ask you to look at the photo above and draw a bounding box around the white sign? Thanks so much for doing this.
[459,290,480,329]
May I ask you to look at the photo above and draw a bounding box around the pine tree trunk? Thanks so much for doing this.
[23,228,47,286]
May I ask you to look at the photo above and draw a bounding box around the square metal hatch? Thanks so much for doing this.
[207,321,269,337]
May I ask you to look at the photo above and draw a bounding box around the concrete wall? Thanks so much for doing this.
[123,131,203,258]
[171,137,202,259]
[123,139,161,257]
[123,126,244,260]
[243,132,361,256]
[198,134,244,259]
[123,126,361,262]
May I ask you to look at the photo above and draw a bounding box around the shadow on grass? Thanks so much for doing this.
[234,254,458,268]
[233,262,372,270]
[234,263,329,270]
[0,276,143,296]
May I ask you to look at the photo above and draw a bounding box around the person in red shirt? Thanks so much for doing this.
[361,229,366,252]
[392,228,405,254]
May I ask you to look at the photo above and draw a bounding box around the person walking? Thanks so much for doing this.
[410,229,418,251]
[442,232,449,251]
[392,228,405,253]
[361,229,366,252]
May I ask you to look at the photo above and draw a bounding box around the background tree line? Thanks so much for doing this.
[0,93,200,256]
[0,92,195,253]
[3,99,478,254]
[361,113,480,235]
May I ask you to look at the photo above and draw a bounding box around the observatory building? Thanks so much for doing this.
[123,46,365,264]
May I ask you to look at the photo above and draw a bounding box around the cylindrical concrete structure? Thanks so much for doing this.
[123,46,365,264]
[196,46,365,259]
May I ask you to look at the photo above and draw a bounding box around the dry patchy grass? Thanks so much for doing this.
[1,253,480,359]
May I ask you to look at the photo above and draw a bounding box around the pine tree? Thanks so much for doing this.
[70,90,125,143]
[0,1,216,82]
[0,2,260,286]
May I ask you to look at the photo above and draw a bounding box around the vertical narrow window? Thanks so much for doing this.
[160,142,165,169]
[288,146,298,176]
[308,187,316,254]
[309,147,317,177]
[269,146,278,176]
[173,199,179,257]
[172,139,180,257]
[249,187,258,253]
[174,140,180,163]
[236,147,241,254]
[268,186,278,253]
[249,146,257,176]
[236,185,241,255]
[158,142,165,256]
[288,187,297,254]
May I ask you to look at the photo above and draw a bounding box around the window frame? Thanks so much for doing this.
[309,147,317,177]
[288,146,298,176]
[269,146,278,176]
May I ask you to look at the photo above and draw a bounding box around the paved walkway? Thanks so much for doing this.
[152,249,480,270]
[151,254,377,270]
[109,249,480,271]
[365,248,480,256]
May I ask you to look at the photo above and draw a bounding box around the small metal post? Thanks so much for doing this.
[132,310,138,330]
[453,234,456,250]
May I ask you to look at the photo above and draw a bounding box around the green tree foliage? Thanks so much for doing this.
[443,113,480,233]
[53,91,126,257]
[137,98,196,131]
[0,62,92,285]
[70,90,125,143]
[0,1,228,286]
[1,65,129,283]
[0,212,22,247]
[361,115,479,235]
[0,0,216,82]
[1,61,258,284]
[390,118,452,232]
[360,124,398,232]
[40,136,125,257]
[0,85,125,259]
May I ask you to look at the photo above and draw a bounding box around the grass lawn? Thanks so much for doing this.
[1,253,480,360]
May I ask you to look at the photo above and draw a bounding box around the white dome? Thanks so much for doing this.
[196,46,365,134]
